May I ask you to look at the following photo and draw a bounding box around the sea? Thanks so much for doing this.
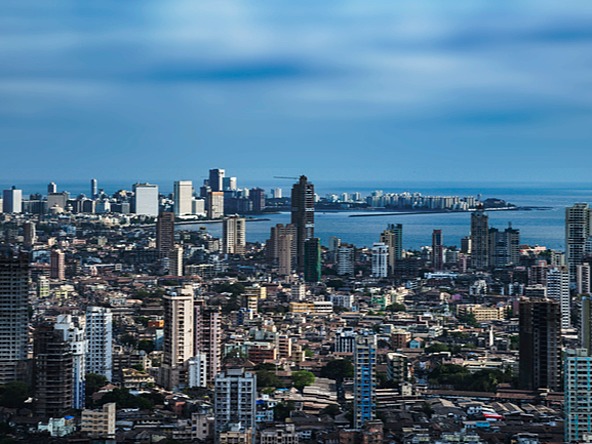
[3,179,592,251]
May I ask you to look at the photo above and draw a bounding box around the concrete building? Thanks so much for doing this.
[577,263,591,295]
[371,242,388,278]
[566,203,591,281]
[303,237,321,283]
[354,332,377,429]
[0,250,30,384]
[291,176,315,272]
[23,221,36,248]
[209,168,225,192]
[133,183,159,216]
[90,178,98,198]
[214,368,256,442]
[50,249,65,280]
[86,306,113,381]
[2,186,22,213]
[249,187,266,213]
[195,302,222,383]
[471,206,489,270]
[208,191,224,219]
[161,285,194,390]
[386,352,409,385]
[432,229,444,271]
[260,423,298,444]
[54,314,86,409]
[337,245,355,276]
[174,180,194,216]
[565,349,592,443]
[157,211,175,256]
[489,223,521,267]
[81,402,116,439]
[188,353,208,388]
[546,266,571,329]
[223,215,246,255]
[380,224,402,275]
[267,224,297,276]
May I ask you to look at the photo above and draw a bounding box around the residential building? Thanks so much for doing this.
[54,314,86,409]
[215,368,256,442]
[371,242,388,278]
[567,203,591,281]
[133,183,159,216]
[2,186,22,213]
[208,191,224,219]
[337,244,355,276]
[291,175,315,272]
[354,332,377,429]
[209,168,225,192]
[81,402,116,439]
[303,237,321,282]
[223,215,246,255]
[380,224,402,275]
[432,229,444,271]
[547,266,571,329]
[157,211,175,256]
[195,302,222,383]
[86,306,113,381]
[471,206,489,269]
[174,180,194,216]
[565,349,592,443]
[577,263,591,295]
[50,249,65,280]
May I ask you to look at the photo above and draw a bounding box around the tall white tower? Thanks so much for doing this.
[86,306,113,381]
[174,180,194,216]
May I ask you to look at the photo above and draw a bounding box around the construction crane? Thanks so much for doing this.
[273,176,299,180]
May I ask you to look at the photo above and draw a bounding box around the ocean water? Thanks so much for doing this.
[2,180,591,250]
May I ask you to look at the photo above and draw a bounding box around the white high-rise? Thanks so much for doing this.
[55,314,87,409]
[371,242,388,278]
[133,183,159,216]
[222,215,246,255]
[566,203,591,281]
[337,245,355,276]
[86,306,113,381]
[2,186,22,214]
[214,368,256,440]
[547,266,571,329]
[174,180,193,216]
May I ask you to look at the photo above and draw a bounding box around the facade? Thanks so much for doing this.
[188,353,208,388]
[489,224,521,267]
[161,285,194,390]
[470,206,489,269]
[371,242,388,278]
[267,224,297,275]
[354,332,377,430]
[133,183,159,216]
[337,245,355,276]
[195,302,222,383]
[81,402,116,439]
[249,187,266,212]
[34,325,73,418]
[156,211,175,256]
[214,368,256,441]
[432,229,444,271]
[386,352,408,385]
[565,349,592,443]
[208,191,225,219]
[546,266,571,329]
[174,180,194,216]
[518,299,562,391]
[86,306,113,381]
[90,178,98,198]
[23,221,36,247]
[380,224,402,275]
[223,215,246,255]
[303,237,321,282]
[2,186,22,213]
[577,263,591,295]
[50,249,65,280]
[54,314,86,409]
[0,250,30,385]
[291,175,315,272]
[260,424,298,444]
[209,168,225,192]
[566,203,591,281]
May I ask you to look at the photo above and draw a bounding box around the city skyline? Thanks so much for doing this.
[2,1,592,182]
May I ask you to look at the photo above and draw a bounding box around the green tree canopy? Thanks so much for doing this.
[292,370,315,391]
[320,359,354,383]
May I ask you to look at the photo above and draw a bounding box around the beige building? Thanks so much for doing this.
[456,304,505,321]
[81,402,116,438]
[223,215,246,254]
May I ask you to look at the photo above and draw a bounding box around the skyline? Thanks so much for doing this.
[2,0,592,182]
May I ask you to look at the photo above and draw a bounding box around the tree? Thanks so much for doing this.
[386,303,406,312]
[321,404,341,417]
[138,339,155,354]
[0,381,30,409]
[256,370,283,389]
[97,388,153,410]
[320,359,353,383]
[292,370,315,391]
[425,343,450,354]
[274,401,295,421]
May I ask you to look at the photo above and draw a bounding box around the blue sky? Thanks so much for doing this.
[1,0,592,185]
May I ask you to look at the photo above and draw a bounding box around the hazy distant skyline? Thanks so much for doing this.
[2,0,592,182]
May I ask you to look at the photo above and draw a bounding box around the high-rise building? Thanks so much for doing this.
[249,188,265,213]
[34,324,73,418]
[90,178,98,198]
[432,229,444,271]
[303,238,321,283]
[577,263,591,295]
[266,224,297,275]
[23,221,36,248]
[380,224,402,275]
[518,299,562,391]
[54,314,86,409]
[546,266,571,329]
[209,169,225,192]
[581,296,592,355]
[223,215,246,255]
[50,249,65,280]
[86,306,113,381]
[564,349,592,443]
[3,186,22,214]
[566,203,591,280]
[272,187,282,199]
[161,285,194,390]
[47,182,57,194]
[470,206,489,269]
[337,245,355,276]
[354,332,377,429]
[81,402,116,439]
[208,191,224,219]
[371,242,388,278]
[291,176,315,272]
[157,212,175,257]
[188,353,208,388]
[174,180,194,217]
[0,250,30,385]
[195,302,222,383]
[133,183,159,216]
[489,224,521,267]
[169,245,183,276]
[214,368,256,441]
[222,176,237,191]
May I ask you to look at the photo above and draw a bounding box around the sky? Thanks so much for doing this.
[1,0,592,185]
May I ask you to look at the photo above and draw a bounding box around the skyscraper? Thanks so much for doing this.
[354,332,377,429]
[209,168,225,192]
[380,223,402,275]
[564,349,592,443]
[566,203,591,280]
[133,183,159,216]
[207,191,224,219]
[161,285,194,390]
[518,299,562,391]
[249,187,266,213]
[157,212,175,257]
[337,245,355,276]
[222,215,246,255]
[23,221,36,248]
[291,175,315,272]
[489,223,521,267]
[86,306,113,381]
[214,368,256,441]
[90,178,98,198]
[2,186,22,214]
[432,229,444,271]
[54,314,86,409]
[546,266,571,329]
[470,206,489,269]
[0,249,30,385]
[266,224,297,275]
[303,237,321,283]
[50,249,65,280]
[577,263,591,295]
[47,182,57,194]
[195,302,222,383]
[174,180,194,217]
[371,242,388,278]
